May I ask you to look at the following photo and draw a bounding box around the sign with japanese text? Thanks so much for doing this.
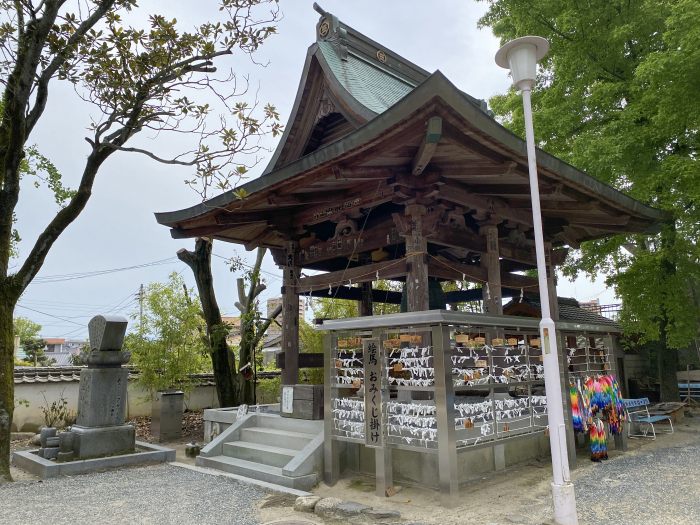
[363,338,383,448]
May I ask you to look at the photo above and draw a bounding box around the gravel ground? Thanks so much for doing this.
[575,439,700,525]
[0,463,268,525]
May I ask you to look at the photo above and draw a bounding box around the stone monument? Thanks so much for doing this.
[69,315,135,458]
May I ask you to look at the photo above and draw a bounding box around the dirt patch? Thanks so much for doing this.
[261,409,700,525]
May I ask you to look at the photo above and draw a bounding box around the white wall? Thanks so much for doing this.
[12,381,219,432]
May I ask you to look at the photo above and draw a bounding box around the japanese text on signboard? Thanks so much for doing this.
[363,338,382,447]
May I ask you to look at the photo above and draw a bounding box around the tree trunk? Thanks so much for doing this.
[657,223,680,402]
[658,318,680,402]
[177,239,238,408]
[0,281,19,482]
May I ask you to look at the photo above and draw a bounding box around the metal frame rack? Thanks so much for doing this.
[320,310,575,502]
[320,311,621,502]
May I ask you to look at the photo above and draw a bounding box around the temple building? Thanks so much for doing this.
[156,6,664,497]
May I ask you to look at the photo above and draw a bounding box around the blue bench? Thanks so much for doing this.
[622,398,674,439]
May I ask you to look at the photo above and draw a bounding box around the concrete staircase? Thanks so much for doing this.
[197,413,323,491]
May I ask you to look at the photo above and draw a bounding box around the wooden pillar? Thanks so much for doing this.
[479,223,503,316]
[281,241,300,385]
[358,282,373,316]
[480,222,506,469]
[404,204,429,312]
[545,245,559,321]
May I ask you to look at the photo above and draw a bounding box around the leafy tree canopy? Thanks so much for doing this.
[12,317,41,344]
[478,0,700,349]
[125,272,210,393]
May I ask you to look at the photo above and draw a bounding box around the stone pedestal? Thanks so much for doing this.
[77,367,129,427]
[71,425,135,458]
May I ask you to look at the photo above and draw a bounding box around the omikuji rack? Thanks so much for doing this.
[320,310,565,502]
[320,310,620,503]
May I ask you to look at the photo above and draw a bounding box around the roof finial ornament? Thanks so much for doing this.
[312,3,328,16]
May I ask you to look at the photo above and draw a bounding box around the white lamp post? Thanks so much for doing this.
[496,37,579,525]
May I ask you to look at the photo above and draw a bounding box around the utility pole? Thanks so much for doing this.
[138,284,145,332]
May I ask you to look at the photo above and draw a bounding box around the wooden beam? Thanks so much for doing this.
[276,352,324,369]
[293,182,395,226]
[427,257,538,290]
[306,285,402,304]
[298,218,402,266]
[296,260,408,293]
[438,181,533,227]
[412,116,442,175]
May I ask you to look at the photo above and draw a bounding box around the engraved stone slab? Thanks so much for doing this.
[88,315,128,351]
[76,368,129,427]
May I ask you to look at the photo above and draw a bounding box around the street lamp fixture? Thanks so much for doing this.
[496,36,579,525]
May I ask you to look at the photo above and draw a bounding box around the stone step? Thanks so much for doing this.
[222,441,297,468]
[196,455,317,491]
[240,427,315,451]
[255,414,323,434]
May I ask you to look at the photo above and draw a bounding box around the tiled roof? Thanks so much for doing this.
[318,41,416,114]
[13,367,217,386]
[13,367,280,385]
[504,296,620,329]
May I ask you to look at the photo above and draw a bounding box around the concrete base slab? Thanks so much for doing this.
[12,441,175,479]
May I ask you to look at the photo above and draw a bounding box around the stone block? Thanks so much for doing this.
[57,451,74,462]
[42,447,59,460]
[314,497,343,519]
[39,427,57,448]
[294,495,321,513]
[88,315,128,351]
[86,350,131,367]
[76,368,128,427]
[71,424,135,459]
[363,508,402,520]
[151,391,184,442]
[58,431,74,453]
[335,501,371,517]
[45,436,60,448]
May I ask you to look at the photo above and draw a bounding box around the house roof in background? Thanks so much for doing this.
[504,296,621,330]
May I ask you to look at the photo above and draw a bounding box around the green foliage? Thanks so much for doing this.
[125,273,210,393]
[479,0,700,349]
[23,338,53,367]
[256,376,280,404]
[12,317,41,344]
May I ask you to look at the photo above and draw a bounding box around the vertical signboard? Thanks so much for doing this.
[363,338,383,448]
[281,386,294,414]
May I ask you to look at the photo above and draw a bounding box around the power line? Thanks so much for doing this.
[15,304,85,326]
[29,257,178,284]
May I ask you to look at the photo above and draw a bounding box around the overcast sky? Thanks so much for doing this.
[13,1,616,340]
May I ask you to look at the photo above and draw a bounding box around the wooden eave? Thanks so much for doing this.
[156,72,667,263]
